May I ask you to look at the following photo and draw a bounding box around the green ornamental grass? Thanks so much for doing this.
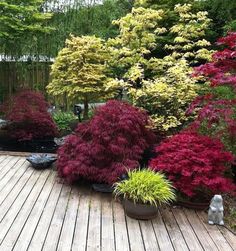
[53,111,77,131]
[114,169,176,206]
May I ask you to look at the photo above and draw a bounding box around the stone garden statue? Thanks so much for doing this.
[208,195,224,225]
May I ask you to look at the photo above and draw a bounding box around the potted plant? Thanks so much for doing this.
[114,169,176,220]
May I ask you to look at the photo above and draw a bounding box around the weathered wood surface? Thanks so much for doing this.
[0,155,235,251]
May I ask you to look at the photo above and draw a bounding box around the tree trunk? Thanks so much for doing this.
[83,98,89,120]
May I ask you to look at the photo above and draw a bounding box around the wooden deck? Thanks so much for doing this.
[0,154,235,251]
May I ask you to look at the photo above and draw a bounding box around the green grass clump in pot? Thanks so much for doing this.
[114,169,176,206]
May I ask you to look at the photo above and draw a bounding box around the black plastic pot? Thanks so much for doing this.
[123,198,158,220]
[92,183,114,193]
[174,199,210,210]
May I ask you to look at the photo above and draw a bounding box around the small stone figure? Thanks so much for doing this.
[208,195,224,225]
[54,136,67,146]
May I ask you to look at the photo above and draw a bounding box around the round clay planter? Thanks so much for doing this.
[175,199,210,210]
[123,199,158,220]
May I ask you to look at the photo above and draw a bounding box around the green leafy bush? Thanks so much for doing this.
[114,169,176,206]
[53,111,77,131]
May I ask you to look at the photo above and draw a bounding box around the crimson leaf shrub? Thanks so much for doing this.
[189,32,236,155]
[194,32,236,89]
[1,90,58,141]
[150,132,236,199]
[57,100,155,184]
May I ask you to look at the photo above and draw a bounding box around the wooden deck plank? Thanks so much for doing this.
[12,171,56,251]
[197,211,234,251]
[71,188,91,251]
[0,156,18,175]
[126,215,145,251]
[87,192,102,251]
[0,165,35,219]
[0,155,9,163]
[27,178,63,251]
[0,171,50,250]
[0,158,26,193]
[218,227,236,250]
[0,155,235,251]
[113,200,130,251]
[184,209,219,251]
[57,186,80,251]
[159,207,189,251]
[101,194,115,251]
[172,207,204,251]
[0,170,47,250]
[151,209,174,251]
[140,220,160,251]
[42,184,71,251]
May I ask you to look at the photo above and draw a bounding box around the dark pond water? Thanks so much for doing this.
[0,137,58,153]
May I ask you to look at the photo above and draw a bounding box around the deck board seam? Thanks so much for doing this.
[0,167,36,224]
[0,170,42,247]
[217,226,236,250]
[170,207,193,251]
[11,170,54,250]
[85,190,92,251]
[124,214,132,251]
[70,189,81,251]
[54,186,72,251]
[183,209,207,251]
[0,160,28,195]
[194,210,221,251]
[25,175,58,251]
[39,181,65,251]
[157,208,176,251]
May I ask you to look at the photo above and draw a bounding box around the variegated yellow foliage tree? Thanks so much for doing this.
[108,4,212,133]
[47,35,115,119]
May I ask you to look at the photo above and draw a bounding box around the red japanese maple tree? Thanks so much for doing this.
[57,100,155,184]
[150,132,236,199]
[189,33,236,155]
[1,90,58,141]
[194,32,236,89]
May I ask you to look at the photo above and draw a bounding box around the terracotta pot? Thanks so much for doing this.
[175,199,210,210]
[123,198,158,220]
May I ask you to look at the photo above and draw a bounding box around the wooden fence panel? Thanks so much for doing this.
[0,62,51,102]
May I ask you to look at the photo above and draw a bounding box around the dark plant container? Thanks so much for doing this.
[92,183,114,193]
[175,199,210,210]
[123,198,158,220]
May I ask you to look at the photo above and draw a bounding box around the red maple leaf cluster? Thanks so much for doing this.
[194,32,236,89]
[150,132,236,198]
[1,90,58,141]
[187,33,236,155]
[57,100,155,184]
[187,97,236,145]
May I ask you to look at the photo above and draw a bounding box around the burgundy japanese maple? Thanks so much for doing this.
[189,32,236,155]
[150,132,236,198]
[57,100,155,184]
[1,90,58,141]
[194,32,236,89]
[186,95,236,155]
